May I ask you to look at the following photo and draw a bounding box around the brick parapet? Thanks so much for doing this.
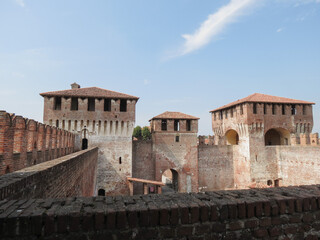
[1,185,320,239]
[0,147,98,201]
[0,111,76,175]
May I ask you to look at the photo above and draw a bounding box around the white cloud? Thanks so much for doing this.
[14,0,25,7]
[277,28,283,32]
[178,0,257,56]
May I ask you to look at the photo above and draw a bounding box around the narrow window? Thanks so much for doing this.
[62,120,65,129]
[56,120,59,128]
[120,99,127,112]
[68,120,71,131]
[161,120,167,131]
[220,111,223,120]
[272,104,276,115]
[282,105,285,115]
[93,120,96,132]
[186,120,191,131]
[119,157,122,164]
[88,98,95,111]
[175,136,180,142]
[225,110,228,119]
[253,103,257,114]
[174,120,180,131]
[54,97,61,110]
[240,105,243,115]
[302,105,306,115]
[230,108,233,118]
[74,120,78,131]
[291,105,296,115]
[71,97,78,110]
[104,99,111,111]
[264,104,267,115]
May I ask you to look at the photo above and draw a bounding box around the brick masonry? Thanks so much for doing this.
[0,111,76,176]
[1,185,320,239]
[0,147,98,201]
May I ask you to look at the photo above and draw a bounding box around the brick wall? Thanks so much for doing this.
[132,140,154,194]
[1,185,320,239]
[0,111,76,175]
[0,147,98,200]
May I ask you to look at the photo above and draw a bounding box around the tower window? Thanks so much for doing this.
[88,98,95,111]
[186,120,191,131]
[120,99,127,112]
[272,104,276,115]
[119,157,122,164]
[161,120,167,131]
[71,97,78,110]
[291,105,296,115]
[54,97,61,110]
[175,136,180,142]
[174,120,180,131]
[240,105,243,115]
[282,105,286,115]
[104,99,111,111]
[253,103,257,114]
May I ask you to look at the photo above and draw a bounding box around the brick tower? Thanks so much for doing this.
[40,83,139,195]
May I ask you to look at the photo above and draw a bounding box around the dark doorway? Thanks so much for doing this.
[82,138,88,150]
[98,189,105,196]
[162,169,179,192]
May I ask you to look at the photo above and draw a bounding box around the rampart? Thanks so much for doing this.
[1,185,320,239]
[0,111,76,176]
[0,147,98,201]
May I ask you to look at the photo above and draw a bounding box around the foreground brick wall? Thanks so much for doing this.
[0,147,98,200]
[0,111,76,176]
[1,185,320,239]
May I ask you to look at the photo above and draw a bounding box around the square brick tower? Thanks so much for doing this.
[210,93,314,188]
[40,83,139,196]
[149,112,199,193]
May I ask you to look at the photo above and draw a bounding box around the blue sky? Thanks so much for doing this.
[0,0,320,135]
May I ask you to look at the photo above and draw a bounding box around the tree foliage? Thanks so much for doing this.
[132,126,142,139]
[141,126,151,141]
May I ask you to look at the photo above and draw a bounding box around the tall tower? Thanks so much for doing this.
[149,111,199,193]
[210,93,314,188]
[40,83,139,195]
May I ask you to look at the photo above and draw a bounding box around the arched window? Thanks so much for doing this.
[265,128,290,146]
[225,129,239,145]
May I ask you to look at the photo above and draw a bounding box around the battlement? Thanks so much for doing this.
[0,110,76,176]
[0,185,320,239]
[291,133,320,146]
[198,135,215,145]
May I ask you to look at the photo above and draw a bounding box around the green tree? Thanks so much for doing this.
[132,126,142,139]
[141,126,151,141]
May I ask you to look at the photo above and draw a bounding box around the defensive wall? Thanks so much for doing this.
[1,185,320,239]
[0,147,98,201]
[0,111,76,176]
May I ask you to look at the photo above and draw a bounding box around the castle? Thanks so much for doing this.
[36,84,320,195]
[1,84,320,239]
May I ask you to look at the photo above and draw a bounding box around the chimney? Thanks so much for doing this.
[71,82,81,89]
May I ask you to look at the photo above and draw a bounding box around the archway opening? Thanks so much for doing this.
[162,169,178,193]
[225,129,239,145]
[82,138,88,150]
[5,166,10,174]
[265,128,290,146]
[98,189,105,196]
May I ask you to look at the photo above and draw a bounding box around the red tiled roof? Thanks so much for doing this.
[210,93,315,112]
[149,111,199,121]
[40,87,139,100]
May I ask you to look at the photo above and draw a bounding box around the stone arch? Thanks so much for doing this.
[162,169,179,192]
[265,128,290,146]
[225,129,239,145]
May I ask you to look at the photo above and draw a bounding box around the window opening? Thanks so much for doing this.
[98,189,105,196]
[88,98,95,111]
[82,138,88,150]
[62,120,65,130]
[104,99,111,111]
[56,120,59,128]
[282,105,285,115]
[161,120,167,131]
[120,99,127,112]
[264,104,267,114]
[174,120,180,131]
[54,97,61,110]
[68,120,71,131]
[267,180,273,186]
[230,108,234,118]
[225,110,228,119]
[240,105,243,115]
[186,120,191,131]
[176,136,180,142]
[272,104,276,115]
[253,103,257,114]
[220,111,223,120]
[74,120,78,131]
[291,105,296,115]
[119,157,122,164]
[71,97,78,110]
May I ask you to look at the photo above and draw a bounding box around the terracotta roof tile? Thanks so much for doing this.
[210,93,315,112]
[40,87,139,100]
[150,111,199,121]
